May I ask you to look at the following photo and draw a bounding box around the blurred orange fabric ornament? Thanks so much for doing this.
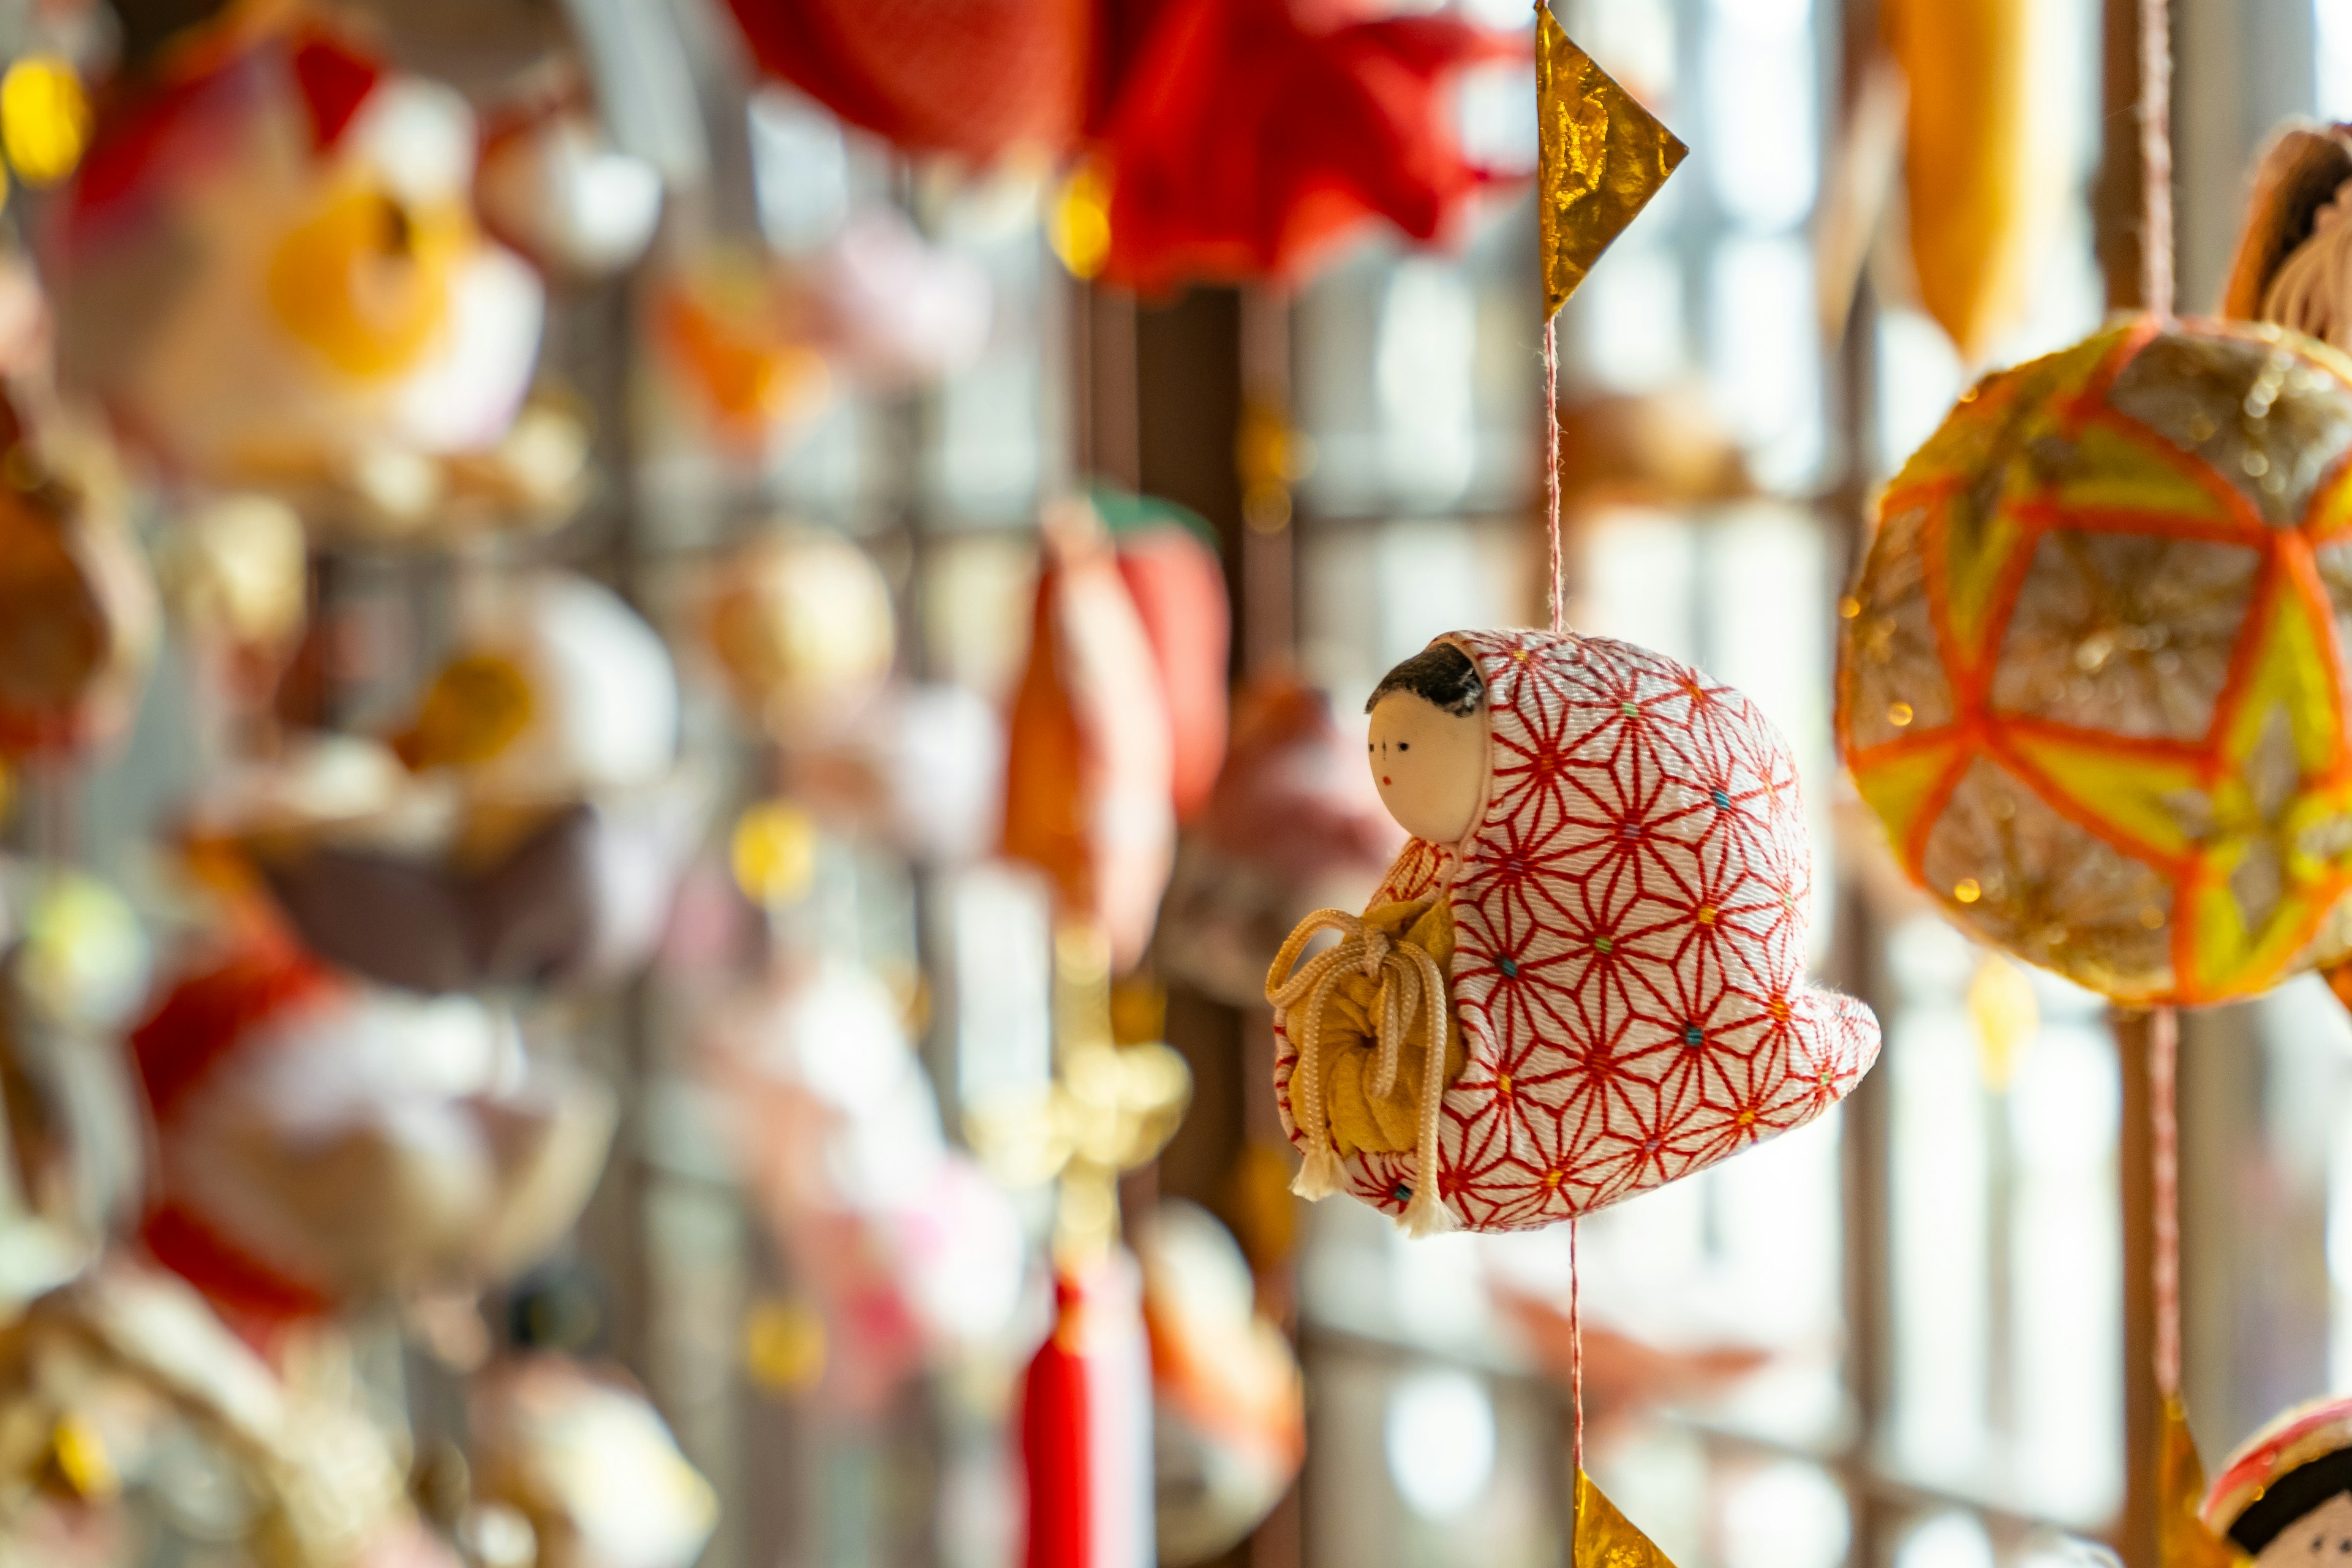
[653,258,829,450]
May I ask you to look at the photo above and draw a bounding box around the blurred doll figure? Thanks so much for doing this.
[51,18,546,533]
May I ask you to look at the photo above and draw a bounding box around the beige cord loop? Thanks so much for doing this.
[1267,907,1460,1236]
[2264,178,2352,352]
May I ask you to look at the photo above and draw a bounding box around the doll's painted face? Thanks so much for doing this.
[1365,643,1488,845]
[2258,1494,2352,1568]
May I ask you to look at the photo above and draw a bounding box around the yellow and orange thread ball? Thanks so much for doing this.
[1839,318,2352,1005]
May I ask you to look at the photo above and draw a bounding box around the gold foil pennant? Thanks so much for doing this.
[1537,5,1687,318]
[1576,1469,1679,1568]
[2158,1396,2252,1568]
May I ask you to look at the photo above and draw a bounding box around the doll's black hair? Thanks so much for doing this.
[2229,1448,2352,1554]
[1366,643,1483,717]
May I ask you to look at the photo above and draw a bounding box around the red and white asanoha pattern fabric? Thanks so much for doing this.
[1273,628,1880,1232]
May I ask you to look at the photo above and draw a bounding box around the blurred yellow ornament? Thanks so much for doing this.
[18,870,148,1030]
[268,183,463,380]
[1050,162,1112,281]
[732,800,816,906]
[1109,973,1166,1047]
[48,1412,117,1500]
[1,56,87,188]
[741,1296,826,1394]
[1221,1139,1299,1273]
[404,655,535,770]
[1536,7,1686,318]
[1883,0,2064,362]
[1966,952,2038,1091]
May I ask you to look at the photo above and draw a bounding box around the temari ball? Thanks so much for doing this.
[1838,316,2352,1005]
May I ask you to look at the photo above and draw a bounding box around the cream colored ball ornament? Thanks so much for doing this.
[704,527,895,744]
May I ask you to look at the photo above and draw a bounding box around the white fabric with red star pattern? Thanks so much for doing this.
[1273,628,1881,1234]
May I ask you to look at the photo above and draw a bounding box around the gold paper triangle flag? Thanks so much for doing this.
[1537,4,1688,318]
[2158,1395,2252,1568]
[1575,1469,1679,1568]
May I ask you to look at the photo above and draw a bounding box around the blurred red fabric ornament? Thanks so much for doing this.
[723,0,1090,161]
[130,938,615,1351]
[129,941,342,1339]
[1087,0,1516,290]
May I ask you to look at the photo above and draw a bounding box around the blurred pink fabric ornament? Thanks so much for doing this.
[700,957,1025,1414]
[799,208,992,389]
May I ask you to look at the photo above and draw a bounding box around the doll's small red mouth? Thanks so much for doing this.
[1382,775,1392,786]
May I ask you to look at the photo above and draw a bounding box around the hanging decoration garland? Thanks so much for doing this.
[1264,6,1885,1246]
[1265,11,1878,1562]
[1843,0,2272,1555]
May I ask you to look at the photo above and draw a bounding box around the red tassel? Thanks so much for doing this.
[1019,1253,1153,1568]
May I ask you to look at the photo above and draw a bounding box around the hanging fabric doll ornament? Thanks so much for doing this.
[1838,318,2352,1005]
[468,1353,718,1568]
[474,94,663,283]
[701,526,896,747]
[1271,633,1882,1237]
[1136,1201,1302,1568]
[1095,488,1229,824]
[215,571,703,995]
[130,939,616,1348]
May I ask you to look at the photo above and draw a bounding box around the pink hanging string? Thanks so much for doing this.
[1568,1215,1585,1478]
[2137,0,2179,1412]
[2139,0,2174,320]
[1543,315,1566,635]
[2150,1006,2182,1399]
